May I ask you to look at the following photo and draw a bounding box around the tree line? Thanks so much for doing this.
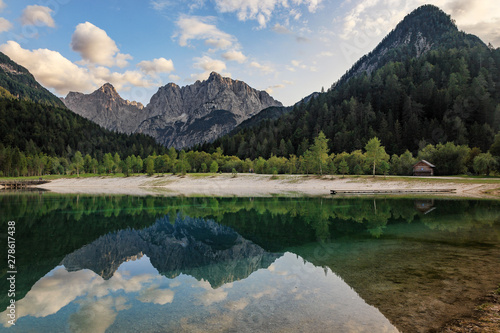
[2,131,500,177]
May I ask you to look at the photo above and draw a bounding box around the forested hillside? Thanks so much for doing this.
[0,97,164,164]
[200,5,500,159]
[0,52,66,108]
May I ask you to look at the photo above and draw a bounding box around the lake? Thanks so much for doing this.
[1,193,500,332]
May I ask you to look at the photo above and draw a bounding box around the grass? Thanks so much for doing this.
[187,173,220,178]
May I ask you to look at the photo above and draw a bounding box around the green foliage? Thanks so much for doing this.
[418,142,470,175]
[364,137,389,176]
[307,131,330,175]
[339,159,349,178]
[0,97,164,161]
[146,157,155,176]
[72,151,83,177]
[490,132,500,158]
[473,153,497,175]
[210,161,219,173]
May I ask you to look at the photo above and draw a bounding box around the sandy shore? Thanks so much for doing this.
[23,173,500,198]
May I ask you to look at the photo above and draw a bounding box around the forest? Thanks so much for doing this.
[0,97,165,162]
[1,131,499,178]
[198,6,500,160]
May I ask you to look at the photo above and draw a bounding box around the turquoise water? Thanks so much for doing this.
[1,194,500,332]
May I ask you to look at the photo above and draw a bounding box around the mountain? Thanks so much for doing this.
[334,4,485,88]
[63,83,145,134]
[0,54,164,161]
[63,72,282,148]
[202,5,500,159]
[0,52,65,108]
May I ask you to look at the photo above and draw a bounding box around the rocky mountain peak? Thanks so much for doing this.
[138,72,283,148]
[95,83,119,98]
[63,72,282,149]
[63,84,146,134]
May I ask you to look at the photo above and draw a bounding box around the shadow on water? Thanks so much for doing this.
[0,193,499,332]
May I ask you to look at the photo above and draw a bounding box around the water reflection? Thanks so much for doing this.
[1,253,398,333]
[1,194,500,332]
[62,214,281,287]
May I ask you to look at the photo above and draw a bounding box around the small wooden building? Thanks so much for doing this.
[413,160,435,176]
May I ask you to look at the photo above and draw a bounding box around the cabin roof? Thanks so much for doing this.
[413,160,435,168]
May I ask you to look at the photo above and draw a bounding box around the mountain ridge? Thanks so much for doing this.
[63,71,282,148]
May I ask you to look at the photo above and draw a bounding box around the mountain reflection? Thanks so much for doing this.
[1,194,500,332]
[62,214,281,288]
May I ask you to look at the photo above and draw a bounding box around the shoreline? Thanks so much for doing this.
[7,173,498,198]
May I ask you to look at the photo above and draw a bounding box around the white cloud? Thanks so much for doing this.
[214,0,323,28]
[0,41,95,94]
[265,83,285,94]
[0,1,5,12]
[337,0,500,46]
[169,74,181,81]
[194,55,226,72]
[191,55,227,81]
[436,0,500,46]
[136,285,175,305]
[0,41,152,96]
[271,23,292,34]
[0,17,12,33]
[21,5,55,28]
[137,57,175,75]
[249,61,274,74]
[69,297,119,333]
[150,0,173,11]
[222,50,247,63]
[71,22,132,68]
[174,15,236,50]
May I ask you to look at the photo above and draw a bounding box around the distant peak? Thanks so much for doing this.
[208,71,223,81]
[98,83,118,96]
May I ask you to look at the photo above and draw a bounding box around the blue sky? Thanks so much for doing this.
[0,0,498,106]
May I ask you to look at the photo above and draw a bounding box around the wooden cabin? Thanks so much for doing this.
[413,160,435,176]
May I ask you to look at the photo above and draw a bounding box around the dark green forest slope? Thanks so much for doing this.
[200,5,500,159]
[0,97,164,159]
[0,52,65,108]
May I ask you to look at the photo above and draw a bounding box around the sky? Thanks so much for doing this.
[0,0,498,106]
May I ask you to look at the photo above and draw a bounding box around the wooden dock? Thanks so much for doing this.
[330,189,456,195]
[0,179,50,189]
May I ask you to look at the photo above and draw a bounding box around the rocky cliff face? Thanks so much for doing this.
[62,72,282,148]
[62,83,145,134]
[138,72,282,148]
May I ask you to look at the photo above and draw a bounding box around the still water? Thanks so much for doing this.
[1,193,500,332]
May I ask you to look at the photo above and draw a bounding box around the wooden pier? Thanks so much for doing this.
[0,179,50,189]
[330,189,456,195]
